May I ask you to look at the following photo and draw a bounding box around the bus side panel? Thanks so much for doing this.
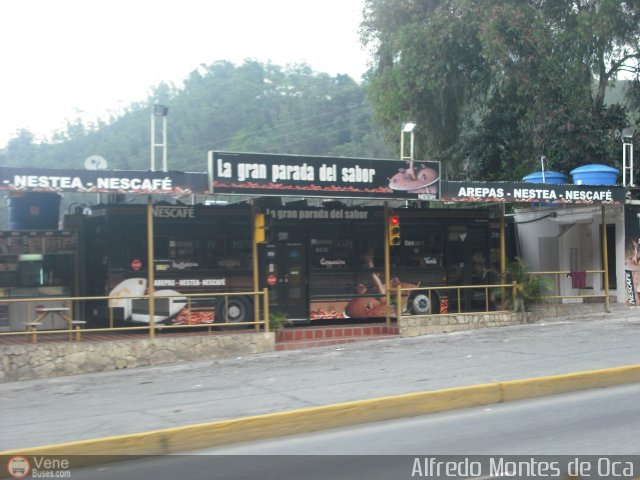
[76,204,255,326]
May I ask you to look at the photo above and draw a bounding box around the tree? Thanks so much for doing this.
[5,129,38,167]
[361,0,640,179]
[362,0,490,177]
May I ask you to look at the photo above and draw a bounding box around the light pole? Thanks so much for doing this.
[147,104,168,337]
[150,105,169,172]
[622,127,636,187]
[400,122,416,162]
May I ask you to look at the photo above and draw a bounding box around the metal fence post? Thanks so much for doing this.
[263,288,270,333]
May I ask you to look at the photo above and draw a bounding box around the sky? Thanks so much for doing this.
[0,0,370,147]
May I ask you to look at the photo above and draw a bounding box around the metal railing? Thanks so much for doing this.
[3,271,609,343]
[526,269,610,312]
[0,289,270,343]
[394,282,518,319]
[393,269,610,319]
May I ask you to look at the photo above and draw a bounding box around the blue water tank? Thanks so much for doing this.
[8,192,62,230]
[522,171,567,206]
[522,171,568,184]
[570,164,619,185]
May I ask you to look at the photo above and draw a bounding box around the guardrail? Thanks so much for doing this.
[0,289,270,343]
[392,269,610,320]
[3,271,609,343]
[393,282,518,318]
[526,269,610,312]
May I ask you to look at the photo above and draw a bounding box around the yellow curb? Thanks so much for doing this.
[2,364,640,461]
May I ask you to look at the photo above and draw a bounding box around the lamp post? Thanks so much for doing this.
[400,122,416,162]
[147,104,169,337]
[150,105,169,172]
[622,127,636,187]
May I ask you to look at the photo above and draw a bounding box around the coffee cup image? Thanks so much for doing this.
[389,160,439,194]
[343,253,419,318]
[130,289,187,324]
[108,278,147,320]
[344,295,389,318]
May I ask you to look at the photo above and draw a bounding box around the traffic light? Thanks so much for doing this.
[388,215,401,247]
[254,213,266,243]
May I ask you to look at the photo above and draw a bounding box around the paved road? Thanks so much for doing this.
[69,384,640,479]
[1,305,639,451]
[207,382,640,455]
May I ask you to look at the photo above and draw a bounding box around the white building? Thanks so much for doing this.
[514,203,628,305]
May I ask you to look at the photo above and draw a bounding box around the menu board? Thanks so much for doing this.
[401,237,444,268]
[309,237,356,269]
[0,231,77,254]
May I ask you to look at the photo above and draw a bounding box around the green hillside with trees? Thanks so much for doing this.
[0,61,394,172]
[2,1,639,186]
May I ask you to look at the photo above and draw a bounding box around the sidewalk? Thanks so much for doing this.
[2,305,639,451]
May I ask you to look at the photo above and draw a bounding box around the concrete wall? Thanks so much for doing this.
[0,332,275,383]
[398,312,523,337]
[525,302,610,323]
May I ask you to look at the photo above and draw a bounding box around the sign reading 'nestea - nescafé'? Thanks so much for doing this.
[208,151,442,200]
[441,181,626,205]
[0,167,208,194]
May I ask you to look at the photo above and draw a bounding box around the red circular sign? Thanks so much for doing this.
[131,259,143,271]
[266,274,277,286]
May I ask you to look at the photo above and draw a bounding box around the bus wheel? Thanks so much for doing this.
[411,293,435,315]
[215,297,251,329]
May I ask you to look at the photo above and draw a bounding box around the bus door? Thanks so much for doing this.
[446,224,489,310]
[265,243,308,321]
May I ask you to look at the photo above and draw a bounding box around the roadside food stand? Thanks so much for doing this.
[0,167,207,333]
[0,156,630,335]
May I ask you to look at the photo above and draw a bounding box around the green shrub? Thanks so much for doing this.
[269,311,291,330]
[507,258,553,311]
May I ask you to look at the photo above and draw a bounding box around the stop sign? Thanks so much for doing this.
[130,259,143,271]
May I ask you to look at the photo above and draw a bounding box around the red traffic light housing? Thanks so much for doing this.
[388,215,401,247]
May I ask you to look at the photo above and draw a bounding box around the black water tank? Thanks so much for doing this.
[8,192,62,230]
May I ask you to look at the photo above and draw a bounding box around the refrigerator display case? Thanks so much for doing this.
[0,231,77,331]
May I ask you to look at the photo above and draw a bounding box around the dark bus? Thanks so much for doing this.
[263,204,497,321]
[65,201,503,326]
[65,203,255,326]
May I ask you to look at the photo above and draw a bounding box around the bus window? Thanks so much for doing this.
[360,238,384,270]
[397,230,444,269]
[121,228,147,270]
[204,237,252,270]
[447,225,468,284]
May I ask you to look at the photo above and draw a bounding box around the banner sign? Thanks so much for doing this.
[624,204,640,306]
[208,151,442,200]
[441,181,626,205]
[0,167,208,195]
[0,163,628,205]
[264,206,372,222]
